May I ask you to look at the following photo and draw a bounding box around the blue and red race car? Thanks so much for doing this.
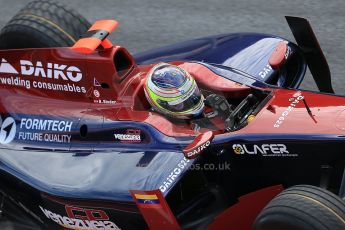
[0,1,344,230]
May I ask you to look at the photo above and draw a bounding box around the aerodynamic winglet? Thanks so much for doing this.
[285,16,334,94]
[71,19,119,54]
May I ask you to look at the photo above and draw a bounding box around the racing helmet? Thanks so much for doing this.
[144,63,204,119]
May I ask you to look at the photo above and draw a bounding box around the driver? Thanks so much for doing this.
[144,62,232,132]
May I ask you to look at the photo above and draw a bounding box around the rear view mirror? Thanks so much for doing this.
[269,41,290,70]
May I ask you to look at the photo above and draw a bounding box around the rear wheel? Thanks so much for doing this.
[253,185,345,230]
[0,0,91,49]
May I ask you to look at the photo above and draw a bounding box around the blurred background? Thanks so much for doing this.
[0,0,344,229]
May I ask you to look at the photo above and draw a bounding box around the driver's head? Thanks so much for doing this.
[144,63,204,119]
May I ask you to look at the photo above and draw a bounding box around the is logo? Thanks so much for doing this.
[93,77,101,87]
[0,58,18,74]
[0,59,82,82]
[183,131,214,159]
[114,129,141,143]
[39,205,121,230]
[232,143,298,157]
[0,116,16,144]
[93,89,100,98]
[159,157,190,193]
[232,144,244,154]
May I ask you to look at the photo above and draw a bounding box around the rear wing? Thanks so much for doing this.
[71,19,119,54]
[285,16,334,94]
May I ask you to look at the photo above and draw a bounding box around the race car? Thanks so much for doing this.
[0,1,344,230]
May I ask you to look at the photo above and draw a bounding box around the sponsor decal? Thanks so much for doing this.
[232,144,298,157]
[20,118,73,132]
[274,92,304,128]
[114,129,141,143]
[19,60,82,82]
[18,132,71,143]
[17,118,73,143]
[185,140,210,158]
[159,157,190,193]
[39,205,121,230]
[0,58,18,74]
[0,116,16,144]
[259,64,273,79]
[0,59,86,94]
[233,144,245,154]
[183,131,214,159]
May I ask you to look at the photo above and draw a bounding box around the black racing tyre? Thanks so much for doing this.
[253,185,345,230]
[0,0,91,49]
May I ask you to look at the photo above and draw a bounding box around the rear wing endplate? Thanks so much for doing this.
[285,16,334,93]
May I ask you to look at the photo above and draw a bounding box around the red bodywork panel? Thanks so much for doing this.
[234,89,345,135]
[206,185,283,230]
[129,185,282,230]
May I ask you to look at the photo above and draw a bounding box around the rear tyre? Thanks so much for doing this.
[0,0,91,49]
[253,185,345,230]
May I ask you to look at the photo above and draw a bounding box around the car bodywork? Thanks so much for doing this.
[0,17,344,230]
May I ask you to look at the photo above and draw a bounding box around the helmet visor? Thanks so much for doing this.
[157,87,202,112]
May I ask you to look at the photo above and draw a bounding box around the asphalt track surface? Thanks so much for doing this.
[0,0,344,229]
